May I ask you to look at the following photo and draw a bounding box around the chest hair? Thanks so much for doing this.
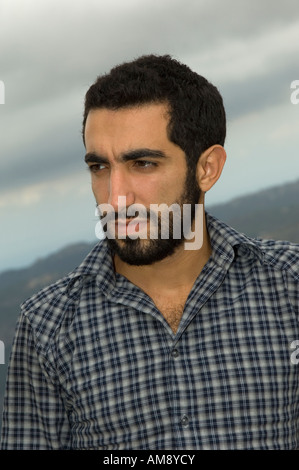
[152,298,186,334]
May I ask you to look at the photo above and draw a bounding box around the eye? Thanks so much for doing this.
[133,160,158,169]
[88,163,107,173]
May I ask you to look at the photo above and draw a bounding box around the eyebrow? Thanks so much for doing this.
[84,148,167,164]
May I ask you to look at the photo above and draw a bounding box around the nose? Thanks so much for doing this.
[108,168,135,211]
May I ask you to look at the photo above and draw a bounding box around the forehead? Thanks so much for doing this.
[84,103,171,150]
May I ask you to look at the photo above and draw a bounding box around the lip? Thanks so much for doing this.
[116,219,133,226]
[117,217,147,225]
[116,218,148,236]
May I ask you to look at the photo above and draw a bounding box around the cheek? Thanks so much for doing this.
[144,180,185,206]
[91,179,107,202]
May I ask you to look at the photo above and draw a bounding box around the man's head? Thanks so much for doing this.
[82,54,226,173]
[83,55,227,266]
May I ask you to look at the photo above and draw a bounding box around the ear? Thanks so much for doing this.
[196,145,226,193]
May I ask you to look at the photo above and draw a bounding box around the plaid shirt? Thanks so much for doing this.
[1,213,299,450]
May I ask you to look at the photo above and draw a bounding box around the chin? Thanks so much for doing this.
[108,236,184,266]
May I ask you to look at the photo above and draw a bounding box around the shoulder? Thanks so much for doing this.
[19,240,111,338]
[207,212,299,281]
[252,237,299,281]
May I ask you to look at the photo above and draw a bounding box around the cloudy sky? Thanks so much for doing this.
[0,0,299,272]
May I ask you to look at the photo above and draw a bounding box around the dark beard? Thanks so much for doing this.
[104,167,201,266]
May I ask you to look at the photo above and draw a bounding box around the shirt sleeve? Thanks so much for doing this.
[0,310,71,449]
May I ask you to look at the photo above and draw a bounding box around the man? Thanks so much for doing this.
[1,55,299,450]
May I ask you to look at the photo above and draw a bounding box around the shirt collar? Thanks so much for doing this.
[66,212,266,296]
[206,212,265,268]
[66,239,116,296]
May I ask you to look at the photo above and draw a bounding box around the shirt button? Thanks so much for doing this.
[181,415,189,427]
[171,348,179,358]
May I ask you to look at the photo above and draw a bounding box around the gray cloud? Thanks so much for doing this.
[1,0,299,110]
[1,0,299,271]
[1,0,299,196]
[221,59,299,120]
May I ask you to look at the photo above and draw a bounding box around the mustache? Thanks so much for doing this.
[98,208,158,224]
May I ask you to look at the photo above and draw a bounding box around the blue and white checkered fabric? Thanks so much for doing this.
[1,213,299,449]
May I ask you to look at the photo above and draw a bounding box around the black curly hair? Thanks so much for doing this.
[82,54,226,170]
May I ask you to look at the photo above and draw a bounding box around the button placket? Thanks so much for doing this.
[171,348,180,358]
[181,415,189,427]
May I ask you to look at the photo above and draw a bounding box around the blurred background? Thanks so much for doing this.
[1,0,299,432]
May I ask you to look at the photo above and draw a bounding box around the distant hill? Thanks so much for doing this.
[1,177,299,433]
[207,178,299,243]
[0,241,95,432]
